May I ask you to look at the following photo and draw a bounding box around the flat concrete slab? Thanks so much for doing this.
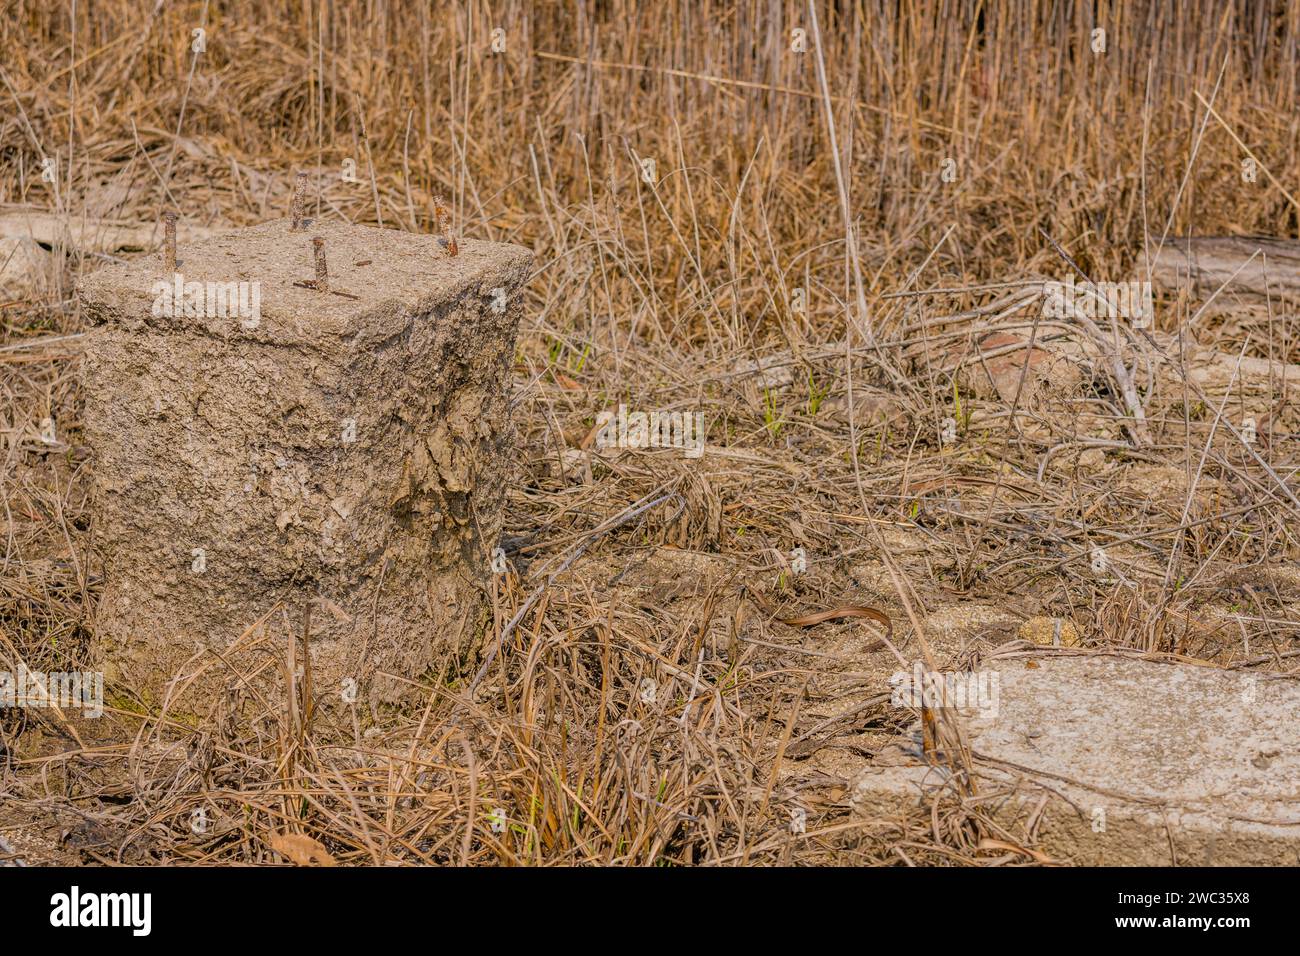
[852,655,1300,865]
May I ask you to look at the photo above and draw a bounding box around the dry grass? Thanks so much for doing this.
[1,0,1298,865]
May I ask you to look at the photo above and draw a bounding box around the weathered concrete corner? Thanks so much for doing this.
[78,219,532,712]
[852,655,1300,865]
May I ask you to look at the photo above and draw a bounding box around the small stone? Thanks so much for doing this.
[1018,615,1080,647]
[732,354,794,389]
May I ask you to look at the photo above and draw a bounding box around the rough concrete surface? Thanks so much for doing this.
[852,655,1300,864]
[78,219,532,712]
[1151,236,1300,302]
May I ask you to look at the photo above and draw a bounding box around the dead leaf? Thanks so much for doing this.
[269,831,337,867]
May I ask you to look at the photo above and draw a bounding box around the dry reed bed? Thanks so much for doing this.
[0,1,1297,864]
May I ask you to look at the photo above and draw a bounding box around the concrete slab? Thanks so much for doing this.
[852,655,1300,864]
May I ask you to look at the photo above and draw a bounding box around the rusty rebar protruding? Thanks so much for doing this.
[291,172,309,231]
[162,211,178,274]
[434,195,457,257]
[311,236,329,292]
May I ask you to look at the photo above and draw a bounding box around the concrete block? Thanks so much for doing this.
[77,219,531,711]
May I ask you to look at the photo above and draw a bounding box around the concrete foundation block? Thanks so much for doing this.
[77,219,531,711]
[852,655,1300,865]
